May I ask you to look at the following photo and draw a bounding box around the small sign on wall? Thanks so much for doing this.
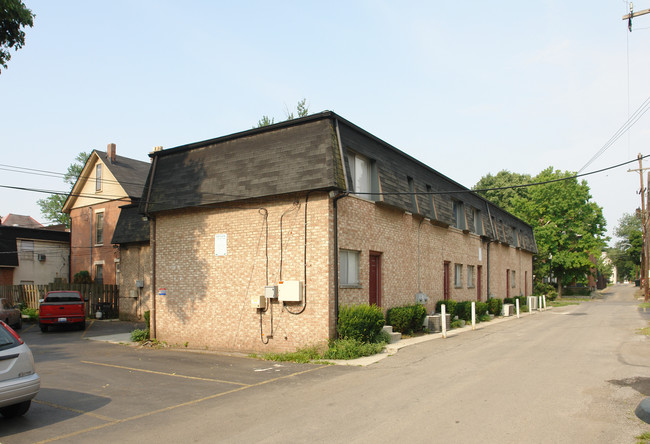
[215,233,227,256]
[479,247,482,262]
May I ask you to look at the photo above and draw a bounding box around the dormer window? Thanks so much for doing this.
[96,164,102,192]
[347,151,377,200]
[453,200,466,230]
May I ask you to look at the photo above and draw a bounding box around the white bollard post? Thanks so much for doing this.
[528,296,533,314]
[539,296,542,312]
[516,298,520,318]
[543,295,547,310]
[471,301,476,330]
[441,304,447,338]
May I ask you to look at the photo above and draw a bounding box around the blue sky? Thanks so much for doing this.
[2,1,649,243]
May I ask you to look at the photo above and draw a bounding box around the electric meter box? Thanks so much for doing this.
[278,280,303,302]
[251,294,267,309]
[265,285,278,299]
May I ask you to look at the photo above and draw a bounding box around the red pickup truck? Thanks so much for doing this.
[39,291,87,332]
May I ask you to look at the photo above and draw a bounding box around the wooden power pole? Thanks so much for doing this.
[629,154,650,302]
[623,3,650,31]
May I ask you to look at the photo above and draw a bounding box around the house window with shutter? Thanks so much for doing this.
[95,212,104,245]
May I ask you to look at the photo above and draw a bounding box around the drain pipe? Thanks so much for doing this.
[333,192,348,335]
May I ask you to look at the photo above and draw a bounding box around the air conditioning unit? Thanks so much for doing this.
[37,254,46,261]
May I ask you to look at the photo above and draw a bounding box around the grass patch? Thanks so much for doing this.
[130,328,150,342]
[637,324,650,336]
[636,431,650,444]
[640,302,650,310]
[549,300,580,307]
[253,338,388,364]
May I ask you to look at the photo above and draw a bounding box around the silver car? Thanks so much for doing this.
[0,298,22,330]
[0,320,40,417]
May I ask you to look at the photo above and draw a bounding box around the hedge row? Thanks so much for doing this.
[386,304,427,334]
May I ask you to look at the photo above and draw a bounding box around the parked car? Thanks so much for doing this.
[0,320,40,417]
[39,290,87,332]
[0,298,22,330]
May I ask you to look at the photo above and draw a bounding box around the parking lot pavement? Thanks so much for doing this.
[1,321,335,443]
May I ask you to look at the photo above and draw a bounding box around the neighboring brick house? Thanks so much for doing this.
[0,225,70,285]
[62,144,150,285]
[139,111,537,353]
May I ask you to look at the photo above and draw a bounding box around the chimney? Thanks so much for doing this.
[107,143,116,163]
[149,146,163,159]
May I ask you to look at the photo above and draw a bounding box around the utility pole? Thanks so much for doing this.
[623,3,650,31]
[629,154,650,302]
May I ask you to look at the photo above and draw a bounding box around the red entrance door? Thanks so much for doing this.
[443,261,450,301]
[369,252,382,306]
[477,265,482,301]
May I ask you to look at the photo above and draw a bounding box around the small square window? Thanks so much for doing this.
[454,264,463,288]
[340,250,360,286]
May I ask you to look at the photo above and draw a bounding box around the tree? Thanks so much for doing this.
[608,212,643,282]
[473,170,531,214]
[0,0,35,73]
[37,152,89,227]
[475,167,607,298]
[255,98,310,128]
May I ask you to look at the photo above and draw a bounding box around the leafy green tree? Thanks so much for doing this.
[37,152,89,227]
[473,170,531,214]
[608,212,643,282]
[255,98,309,128]
[0,0,35,73]
[475,167,607,298]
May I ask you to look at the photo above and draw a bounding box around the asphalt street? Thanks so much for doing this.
[2,284,649,443]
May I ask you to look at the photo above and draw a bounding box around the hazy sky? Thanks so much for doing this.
[2,1,649,244]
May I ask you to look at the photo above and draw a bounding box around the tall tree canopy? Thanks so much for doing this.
[37,152,89,227]
[0,0,34,73]
[474,167,607,297]
[608,212,643,282]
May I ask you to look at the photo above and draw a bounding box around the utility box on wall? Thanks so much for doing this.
[278,280,303,302]
[251,294,267,309]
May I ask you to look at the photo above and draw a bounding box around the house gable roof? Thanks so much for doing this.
[63,150,150,212]
[1,214,43,228]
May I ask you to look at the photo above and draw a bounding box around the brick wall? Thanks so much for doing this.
[118,243,152,321]
[337,196,533,313]
[152,193,332,353]
[0,268,13,285]
[69,200,124,284]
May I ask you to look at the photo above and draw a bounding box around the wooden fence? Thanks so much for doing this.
[0,284,119,318]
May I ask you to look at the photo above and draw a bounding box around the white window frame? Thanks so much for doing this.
[339,249,361,287]
[347,152,372,197]
[94,261,105,284]
[454,263,463,288]
[453,201,466,230]
[95,210,105,245]
[511,270,516,287]
[467,265,475,288]
[20,239,34,261]
[96,164,103,192]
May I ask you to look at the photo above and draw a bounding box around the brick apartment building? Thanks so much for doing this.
[137,111,537,353]
[62,145,150,285]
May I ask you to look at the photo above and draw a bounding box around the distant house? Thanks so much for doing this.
[1,214,44,229]
[0,225,70,285]
[137,112,537,353]
[62,144,150,285]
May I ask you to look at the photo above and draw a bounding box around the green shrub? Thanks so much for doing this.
[337,304,385,343]
[450,319,464,329]
[386,304,427,334]
[73,270,92,284]
[454,301,473,321]
[475,302,489,317]
[323,339,385,360]
[21,307,38,321]
[436,300,457,318]
[487,298,503,316]
[545,289,558,301]
[479,314,492,322]
[263,346,323,363]
[131,329,150,342]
